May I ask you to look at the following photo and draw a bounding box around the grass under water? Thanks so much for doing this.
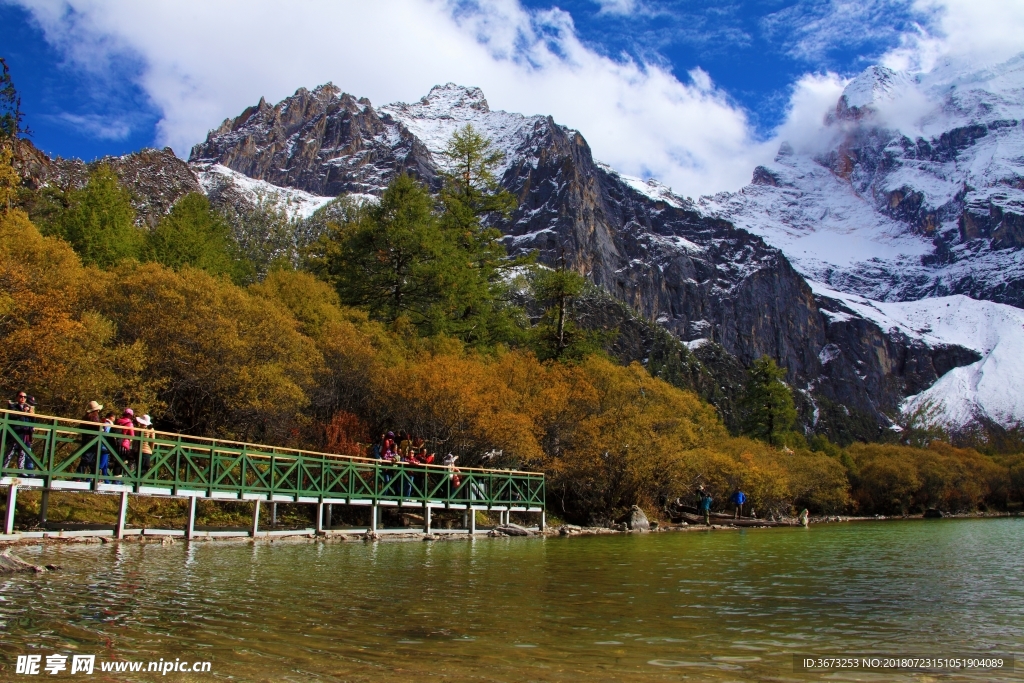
[1,518,1023,681]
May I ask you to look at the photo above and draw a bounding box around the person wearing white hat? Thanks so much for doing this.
[136,414,155,475]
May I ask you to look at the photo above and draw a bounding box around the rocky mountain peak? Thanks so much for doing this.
[832,65,912,122]
[417,83,490,113]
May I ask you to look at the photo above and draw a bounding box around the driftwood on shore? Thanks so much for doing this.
[0,549,60,574]
[674,511,799,528]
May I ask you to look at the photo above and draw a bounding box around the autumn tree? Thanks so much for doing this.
[739,355,797,446]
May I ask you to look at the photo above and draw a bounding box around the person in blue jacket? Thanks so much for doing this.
[730,488,747,518]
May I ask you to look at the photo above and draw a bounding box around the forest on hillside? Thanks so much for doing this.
[1,60,1023,522]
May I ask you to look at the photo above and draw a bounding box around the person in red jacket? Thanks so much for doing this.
[114,408,136,476]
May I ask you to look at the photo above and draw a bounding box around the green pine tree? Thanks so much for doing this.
[313,173,448,326]
[144,193,250,282]
[529,257,604,361]
[57,164,144,268]
[435,124,527,345]
[739,355,797,446]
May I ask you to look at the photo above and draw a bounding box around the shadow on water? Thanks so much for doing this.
[0,518,1022,681]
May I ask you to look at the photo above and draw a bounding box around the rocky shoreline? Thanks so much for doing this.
[2,510,1015,553]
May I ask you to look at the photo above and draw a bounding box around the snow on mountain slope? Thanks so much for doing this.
[379,84,549,178]
[810,281,1024,428]
[702,54,1024,429]
[702,53,1024,307]
[195,163,335,219]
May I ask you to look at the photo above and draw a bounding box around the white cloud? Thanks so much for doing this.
[11,0,1024,199]
[593,0,638,15]
[11,0,773,197]
[52,112,133,140]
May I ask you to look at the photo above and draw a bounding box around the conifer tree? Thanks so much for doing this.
[315,173,447,326]
[54,165,143,268]
[739,355,797,446]
[0,58,26,212]
[530,253,604,361]
[145,193,250,282]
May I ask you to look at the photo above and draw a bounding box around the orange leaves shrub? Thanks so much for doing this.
[0,210,152,415]
[324,410,370,456]
[848,442,1007,514]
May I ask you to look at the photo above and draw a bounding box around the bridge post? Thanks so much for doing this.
[423,505,431,534]
[39,488,49,526]
[370,504,378,533]
[271,502,277,526]
[462,510,468,530]
[326,504,332,530]
[116,490,128,539]
[186,496,197,540]
[540,510,545,531]
[469,508,476,535]
[315,501,324,534]
[4,484,16,535]
[250,500,261,537]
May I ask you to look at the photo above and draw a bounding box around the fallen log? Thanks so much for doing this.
[0,550,60,573]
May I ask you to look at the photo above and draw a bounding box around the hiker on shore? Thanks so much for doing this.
[730,488,747,519]
[77,400,104,476]
[698,489,713,526]
[136,414,155,475]
[3,391,35,470]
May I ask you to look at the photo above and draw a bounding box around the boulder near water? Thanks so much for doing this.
[628,506,651,532]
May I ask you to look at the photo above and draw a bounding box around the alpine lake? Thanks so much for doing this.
[1,518,1022,682]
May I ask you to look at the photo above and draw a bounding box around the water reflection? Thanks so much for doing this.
[0,520,1021,681]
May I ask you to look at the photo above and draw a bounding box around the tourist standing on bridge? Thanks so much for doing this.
[136,414,154,475]
[114,408,135,475]
[3,391,35,470]
[76,401,104,476]
[100,412,116,481]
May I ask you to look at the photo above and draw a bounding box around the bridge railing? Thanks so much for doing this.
[0,409,545,509]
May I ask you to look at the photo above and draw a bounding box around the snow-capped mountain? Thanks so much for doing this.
[702,54,1024,430]
[25,75,1018,437]
[187,80,1024,436]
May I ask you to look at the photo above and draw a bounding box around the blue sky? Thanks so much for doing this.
[0,0,1017,196]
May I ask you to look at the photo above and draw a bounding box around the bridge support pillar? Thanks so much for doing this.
[462,511,468,530]
[116,490,128,539]
[469,508,476,535]
[315,501,324,534]
[370,504,378,533]
[39,488,49,526]
[251,500,261,537]
[326,504,332,530]
[540,510,545,531]
[4,484,16,535]
[271,502,277,526]
[186,496,197,540]
[423,505,431,534]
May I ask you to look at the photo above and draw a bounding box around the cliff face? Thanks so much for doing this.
[190,84,436,197]
[186,83,987,437]
[15,142,200,228]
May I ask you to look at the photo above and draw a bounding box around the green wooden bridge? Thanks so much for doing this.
[0,409,545,539]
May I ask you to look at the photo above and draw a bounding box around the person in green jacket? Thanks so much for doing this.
[698,490,713,526]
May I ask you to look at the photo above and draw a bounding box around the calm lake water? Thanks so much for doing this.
[1,519,1022,681]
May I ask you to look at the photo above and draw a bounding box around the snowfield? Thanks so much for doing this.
[703,53,1024,429]
[195,164,336,220]
[810,281,1024,429]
